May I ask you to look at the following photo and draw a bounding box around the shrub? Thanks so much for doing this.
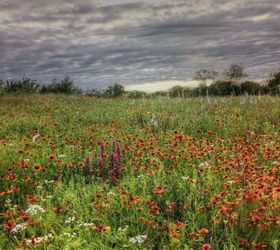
[40,76,81,94]
[4,78,40,93]
[127,90,147,99]
[238,81,261,95]
[267,70,280,95]
[104,84,125,98]
[0,79,4,96]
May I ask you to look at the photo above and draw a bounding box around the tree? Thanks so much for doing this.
[168,85,185,98]
[0,79,4,96]
[40,75,81,94]
[267,68,280,95]
[104,84,125,98]
[193,69,218,86]
[222,63,248,85]
[4,77,40,93]
[127,91,147,99]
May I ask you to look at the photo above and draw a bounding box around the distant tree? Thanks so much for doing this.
[239,81,261,95]
[104,84,125,98]
[0,79,4,96]
[150,91,168,97]
[4,77,40,93]
[208,81,235,96]
[193,69,218,86]
[267,68,280,95]
[127,90,147,99]
[40,75,81,94]
[169,85,185,98]
[222,63,248,85]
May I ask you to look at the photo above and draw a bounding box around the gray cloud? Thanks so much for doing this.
[0,0,279,89]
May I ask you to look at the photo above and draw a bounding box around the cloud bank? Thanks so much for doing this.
[0,0,279,90]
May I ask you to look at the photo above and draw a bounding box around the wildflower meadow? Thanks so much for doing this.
[0,94,280,249]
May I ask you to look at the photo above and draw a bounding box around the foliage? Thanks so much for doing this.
[127,90,147,99]
[266,69,280,95]
[40,76,81,94]
[104,84,125,98]
[4,78,40,93]
[168,85,185,97]
[207,80,235,96]
[0,79,4,96]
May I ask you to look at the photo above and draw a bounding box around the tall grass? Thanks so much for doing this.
[0,94,279,249]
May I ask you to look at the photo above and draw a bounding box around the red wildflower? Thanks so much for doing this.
[48,154,57,160]
[198,228,209,235]
[20,215,31,222]
[202,243,211,250]
[93,225,111,232]
[175,221,184,229]
[26,195,39,203]
[33,163,43,172]
[153,185,164,195]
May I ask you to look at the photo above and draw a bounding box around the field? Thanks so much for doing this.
[0,95,280,249]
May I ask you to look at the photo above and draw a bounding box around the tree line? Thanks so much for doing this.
[0,64,279,97]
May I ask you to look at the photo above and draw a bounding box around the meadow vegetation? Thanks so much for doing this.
[0,94,279,249]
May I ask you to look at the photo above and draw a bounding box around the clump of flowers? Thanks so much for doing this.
[129,234,147,244]
[65,216,76,224]
[23,234,54,245]
[96,140,126,182]
[10,222,27,234]
[25,204,45,215]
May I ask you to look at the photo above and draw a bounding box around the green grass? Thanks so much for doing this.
[0,94,279,249]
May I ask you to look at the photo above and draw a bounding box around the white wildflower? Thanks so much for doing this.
[65,216,76,224]
[63,232,77,238]
[118,225,129,232]
[25,205,45,215]
[198,162,209,168]
[25,234,53,244]
[5,199,12,204]
[10,223,27,234]
[151,114,158,127]
[44,180,55,184]
[32,133,41,142]
[107,191,115,196]
[129,234,147,244]
[79,222,94,227]
[227,180,236,185]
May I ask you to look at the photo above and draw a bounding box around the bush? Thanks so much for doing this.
[267,70,280,95]
[0,79,4,96]
[4,78,40,93]
[40,76,81,94]
[238,81,261,95]
[127,91,147,99]
[104,84,125,98]
[169,86,185,98]
[191,84,209,97]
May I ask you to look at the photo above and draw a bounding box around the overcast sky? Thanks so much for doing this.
[0,0,279,91]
